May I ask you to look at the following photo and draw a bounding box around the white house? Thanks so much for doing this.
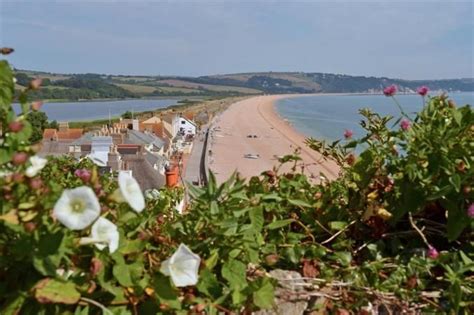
[178,116,197,136]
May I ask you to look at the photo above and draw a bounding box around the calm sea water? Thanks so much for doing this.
[13,98,181,121]
[276,93,474,142]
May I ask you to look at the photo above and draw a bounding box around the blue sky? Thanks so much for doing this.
[0,0,472,79]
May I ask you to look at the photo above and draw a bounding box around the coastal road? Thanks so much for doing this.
[209,95,339,183]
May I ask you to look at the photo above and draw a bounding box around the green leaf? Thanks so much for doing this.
[113,264,133,287]
[221,259,247,290]
[252,278,275,309]
[205,249,219,270]
[210,201,219,215]
[329,221,348,231]
[267,219,294,230]
[153,274,181,309]
[196,268,222,299]
[445,203,468,241]
[34,278,80,304]
[288,199,312,208]
[448,174,461,192]
[249,206,264,232]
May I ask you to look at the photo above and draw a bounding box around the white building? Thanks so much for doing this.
[178,116,197,136]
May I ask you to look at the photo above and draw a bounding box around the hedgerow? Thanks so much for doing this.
[1,50,473,314]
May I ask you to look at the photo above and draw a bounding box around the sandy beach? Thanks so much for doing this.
[209,95,340,183]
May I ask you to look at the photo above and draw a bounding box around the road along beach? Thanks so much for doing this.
[208,95,340,183]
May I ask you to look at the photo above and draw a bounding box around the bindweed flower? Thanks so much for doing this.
[383,85,397,96]
[427,245,439,259]
[467,204,474,218]
[74,169,92,183]
[53,186,100,230]
[80,217,119,253]
[400,119,411,131]
[160,244,201,287]
[26,155,47,177]
[116,172,145,212]
[416,86,429,96]
[343,129,353,139]
[12,152,28,165]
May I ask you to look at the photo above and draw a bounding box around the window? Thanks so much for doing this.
[181,121,186,124]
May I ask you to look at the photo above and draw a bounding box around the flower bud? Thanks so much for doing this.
[0,47,14,55]
[29,177,43,190]
[383,85,397,97]
[28,78,42,90]
[90,258,103,277]
[416,86,429,96]
[9,121,24,133]
[74,169,92,183]
[467,204,474,218]
[427,246,439,259]
[346,153,356,166]
[24,222,37,232]
[12,152,28,165]
[265,254,279,266]
[12,172,25,183]
[31,101,43,111]
[343,129,353,139]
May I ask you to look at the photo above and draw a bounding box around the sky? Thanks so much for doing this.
[0,0,473,80]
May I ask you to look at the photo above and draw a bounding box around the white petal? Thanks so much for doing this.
[118,172,145,213]
[26,156,47,177]
[90,217,119,253]
[160,258,171,276]
[53,186,100,230]
[167,244,201,287]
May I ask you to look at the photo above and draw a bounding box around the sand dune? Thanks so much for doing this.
[209,95,340,183]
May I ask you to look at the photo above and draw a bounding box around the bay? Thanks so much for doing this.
[13,98,182,121]
[276,92,474,142]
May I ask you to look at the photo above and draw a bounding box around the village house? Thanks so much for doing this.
[40,122,84,156]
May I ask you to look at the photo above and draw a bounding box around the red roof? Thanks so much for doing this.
[43,128,83,141]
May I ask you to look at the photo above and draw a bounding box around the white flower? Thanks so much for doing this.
[26,155,47,177]
[53,186,100,230]
[80,217,119,253]
[117,172,145,213]
[160,244,201,287]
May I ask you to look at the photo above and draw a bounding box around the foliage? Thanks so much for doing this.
[25,111,49,143]
[1,53,473,314]
[121,111,133,119]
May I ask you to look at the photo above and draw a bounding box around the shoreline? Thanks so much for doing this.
[209,94,340,183]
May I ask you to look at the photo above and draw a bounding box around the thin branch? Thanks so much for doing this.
[80,297,113,315]
[321,220,356,245]
[408,212,430,246]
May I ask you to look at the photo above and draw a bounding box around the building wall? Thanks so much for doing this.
[178,118,196,135]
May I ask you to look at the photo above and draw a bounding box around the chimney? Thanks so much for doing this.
[107,145,121,171]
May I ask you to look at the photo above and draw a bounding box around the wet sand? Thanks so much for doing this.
[209,95,340,183]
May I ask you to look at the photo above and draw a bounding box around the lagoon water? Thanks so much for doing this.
[13,98,181,121]
[276,92,474,142]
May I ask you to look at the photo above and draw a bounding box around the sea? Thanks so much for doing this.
[275,92,474,142]
[13,98,181,122]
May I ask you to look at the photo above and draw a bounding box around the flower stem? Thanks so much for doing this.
[391,96,412,121]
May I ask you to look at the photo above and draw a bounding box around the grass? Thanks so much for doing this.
[114,83,157,94]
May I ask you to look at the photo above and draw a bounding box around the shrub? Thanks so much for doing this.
[1,51,473,314]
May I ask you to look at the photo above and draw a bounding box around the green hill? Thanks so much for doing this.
[15,69,473,101]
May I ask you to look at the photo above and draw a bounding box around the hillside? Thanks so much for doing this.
[15,69,473,101]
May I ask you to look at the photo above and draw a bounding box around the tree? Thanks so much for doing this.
[49,120,59,129]
[26,111,49,143]
[122,110,133,119]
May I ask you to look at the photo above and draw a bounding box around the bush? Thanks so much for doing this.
[1,52,473,314]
